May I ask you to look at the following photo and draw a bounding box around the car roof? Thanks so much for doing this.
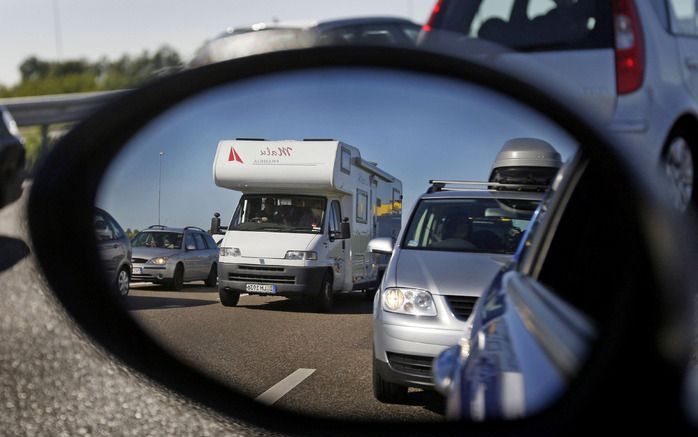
[214,16,418,39]
[140,226,206,234]
[419,189,544,201]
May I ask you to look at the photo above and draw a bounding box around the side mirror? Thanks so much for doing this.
[340,221,351,239]
[368,237,393,255]
[433,344,462,396]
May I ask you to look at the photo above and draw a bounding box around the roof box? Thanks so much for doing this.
[489,138,562,186]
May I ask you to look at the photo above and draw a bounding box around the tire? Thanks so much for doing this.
[664,130,696,212]
[169,263,184,291]
[114,267,130,298]
[315,273,333,313]
[373,357,408,404]
[205,263,217,287]
[219,288,240,307]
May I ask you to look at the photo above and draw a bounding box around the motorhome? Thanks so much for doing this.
[213,139,402,311]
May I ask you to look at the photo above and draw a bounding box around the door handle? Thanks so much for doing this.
[112,244,119,248]
[686,57,698,70]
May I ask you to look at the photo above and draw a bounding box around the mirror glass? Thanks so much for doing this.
[96,67,579,421]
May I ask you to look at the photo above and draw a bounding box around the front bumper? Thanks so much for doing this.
[130,263,172,282]
[374,320,467,389]
[218,262,327,297]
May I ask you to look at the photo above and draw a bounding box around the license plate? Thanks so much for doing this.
[246,283,276,293]
[132,267,142,275]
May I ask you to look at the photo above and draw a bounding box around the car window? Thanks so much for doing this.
[437,0,613,51]
[328,200,341,234]
[204,233,217,249]
[402,197,538,254]
[193,233,207,250]
[94,214,116,241]
[669,0,698,36]
[185,232,196,249]
[131,231,182,249]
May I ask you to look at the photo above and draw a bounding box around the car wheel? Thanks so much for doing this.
[664,131,695,212]
[114,267,130,298]
[315,273,333,313]
[372,357,408,404]
[219,288,240,307]
[205,263,217,287]
[169,263,184,291]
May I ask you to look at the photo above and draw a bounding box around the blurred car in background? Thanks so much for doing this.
[95,208,132,298]
[0,106,25,208]
[130,225,219,290]
[420,0,698,211]
[190,16,420,67]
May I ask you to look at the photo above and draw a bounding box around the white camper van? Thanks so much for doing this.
[213,139,402,312]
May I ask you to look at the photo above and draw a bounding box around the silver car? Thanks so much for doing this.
[421,0,698,211]
[130,225,219,290]
[370,183,543,403]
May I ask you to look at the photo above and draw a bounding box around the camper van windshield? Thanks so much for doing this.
[230,195,327,234]
[402,197,538,254]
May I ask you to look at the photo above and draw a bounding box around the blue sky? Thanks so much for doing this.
[97,68,578,232]
[1,0,435,86]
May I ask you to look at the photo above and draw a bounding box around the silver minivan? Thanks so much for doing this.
[421,0,698,211]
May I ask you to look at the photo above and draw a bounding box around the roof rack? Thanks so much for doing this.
[184,226,206,233]
[147,224,168,230]
[427,180,550,193]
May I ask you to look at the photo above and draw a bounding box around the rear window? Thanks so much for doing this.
[432,0,613,52]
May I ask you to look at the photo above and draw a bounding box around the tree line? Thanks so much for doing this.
[0,45,183,97]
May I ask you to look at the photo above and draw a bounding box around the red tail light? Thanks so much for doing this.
[422,0,444,32]
[613,0,645,94]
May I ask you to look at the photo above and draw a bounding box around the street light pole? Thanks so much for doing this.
[158,151,164,225]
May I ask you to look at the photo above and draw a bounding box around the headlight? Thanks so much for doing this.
[220,247,241,257]
[149,256,168,265]
[284,250,317,260]
[382,287,437,316]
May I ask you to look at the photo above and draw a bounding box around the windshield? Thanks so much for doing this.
[230,195,327,234]
[131,231,183,249]
[433,0,613,52]
[402,197,539,254]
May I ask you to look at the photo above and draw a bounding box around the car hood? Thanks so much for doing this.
[223,230,319,259]
[131,247,179,260]
[393,249,510,297]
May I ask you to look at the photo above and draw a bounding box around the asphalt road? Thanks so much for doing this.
[124,283,444,422]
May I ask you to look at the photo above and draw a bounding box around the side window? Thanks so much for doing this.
[108,217,125,239]
[669,0,698,35]
[340,147,351,174]
[94,212,116,241]
[328,200,342,234]
[193,233,207,250]
[356,190,368,224]
[204,233,217,249]
[392,188,402,214]
[185,232,196,249]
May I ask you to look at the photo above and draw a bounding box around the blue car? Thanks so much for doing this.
[433,155,600,420]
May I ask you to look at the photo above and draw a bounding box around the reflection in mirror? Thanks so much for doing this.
[97,68,579,421]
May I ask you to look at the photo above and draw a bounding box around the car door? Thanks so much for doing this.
[94,211,121,282]
[327,199,348,291]
[193,233,210,279]
[182,232,200,280]
[668,0,698,101]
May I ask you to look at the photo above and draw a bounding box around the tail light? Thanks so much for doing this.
[422,0,444,32]
[613,0,645,94]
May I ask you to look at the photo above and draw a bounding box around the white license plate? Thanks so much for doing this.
[246,283,276,293]
[132,267,142,275]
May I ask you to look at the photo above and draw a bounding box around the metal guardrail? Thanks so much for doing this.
[0,90,128,127]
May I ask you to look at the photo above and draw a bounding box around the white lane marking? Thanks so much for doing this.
[255,368,316,405]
